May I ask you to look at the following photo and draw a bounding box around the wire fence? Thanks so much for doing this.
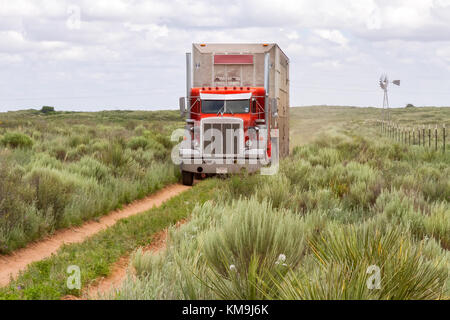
[377,120,447,153]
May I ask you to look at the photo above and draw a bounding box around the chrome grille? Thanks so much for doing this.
[202,119,243,157]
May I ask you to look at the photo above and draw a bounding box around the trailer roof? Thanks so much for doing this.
[193,43,289,61]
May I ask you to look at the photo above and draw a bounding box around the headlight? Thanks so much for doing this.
[245,139,253,147]
[193,140,199,148]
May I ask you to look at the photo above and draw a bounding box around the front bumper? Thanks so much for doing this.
[179,148,268,174]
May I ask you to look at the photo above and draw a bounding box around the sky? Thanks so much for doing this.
[1,0,450,112]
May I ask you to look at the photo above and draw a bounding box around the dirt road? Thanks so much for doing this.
[0,184,190,287]
[83,219,186,299]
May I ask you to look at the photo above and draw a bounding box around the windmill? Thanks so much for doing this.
[379,74,400,121]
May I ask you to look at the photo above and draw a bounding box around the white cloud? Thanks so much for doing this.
[312,59,342,69]
[314,29,349,46]
[286,31,299,40]
[123,23,169,38]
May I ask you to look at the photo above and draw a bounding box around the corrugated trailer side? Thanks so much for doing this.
[192,43,290,158]
[268,45,290,158]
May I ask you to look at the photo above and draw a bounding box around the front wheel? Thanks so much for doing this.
[181,171,194,186]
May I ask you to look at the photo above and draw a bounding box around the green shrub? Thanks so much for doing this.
[201,198,306,299]
[127,136,149,150]
[256,174,292,210]
[222,173,261,201]
[102,143,130,169]
[1,132,33,149]
[134,125,146,135]
[40,106,55,113]
[277,224,449,300]
[70,156,110,182]
[0,161,49,253]
[25,168,76,227]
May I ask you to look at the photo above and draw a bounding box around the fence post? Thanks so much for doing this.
[435,125,438,151]
[428,125,431,148]
[418,127,421,146]
[444,125,446,153]
[413,128,416,145]
[422,125,425,147]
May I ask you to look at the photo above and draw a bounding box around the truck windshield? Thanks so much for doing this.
[226,100,250,114]
[202,100,224,114]
[202,100,249,114]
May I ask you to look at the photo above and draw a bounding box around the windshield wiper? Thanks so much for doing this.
[216,104,225,116]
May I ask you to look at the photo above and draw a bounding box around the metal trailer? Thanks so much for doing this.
[179,43,290,185]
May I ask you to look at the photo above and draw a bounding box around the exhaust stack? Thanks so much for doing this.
[186,52,192,118]
[264,52,270,141]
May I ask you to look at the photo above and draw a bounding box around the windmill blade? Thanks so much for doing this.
[392,80,400,86]
[379,75,388,90]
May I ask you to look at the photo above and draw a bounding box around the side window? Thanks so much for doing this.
[252,99,256,114]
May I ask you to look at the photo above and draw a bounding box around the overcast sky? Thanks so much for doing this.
[1,0,450,112]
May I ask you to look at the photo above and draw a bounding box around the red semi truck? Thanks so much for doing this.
[178,43,290,186]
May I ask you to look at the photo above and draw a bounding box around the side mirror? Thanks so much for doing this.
[179,97,186,117]
[271,98,278,116]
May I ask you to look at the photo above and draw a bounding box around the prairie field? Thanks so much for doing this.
[0,109,182,253]
[0,106,448,300]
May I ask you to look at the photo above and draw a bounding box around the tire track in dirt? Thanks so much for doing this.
[63,219,187,300]
[0,184,190,287]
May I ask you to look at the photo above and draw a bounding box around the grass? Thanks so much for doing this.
[0,109,183,253]
[289,106,450,149]
[0,179,217,300]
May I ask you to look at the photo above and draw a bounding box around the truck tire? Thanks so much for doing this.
[182,171,194,186]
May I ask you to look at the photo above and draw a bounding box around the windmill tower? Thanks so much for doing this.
[379,74,400,121]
